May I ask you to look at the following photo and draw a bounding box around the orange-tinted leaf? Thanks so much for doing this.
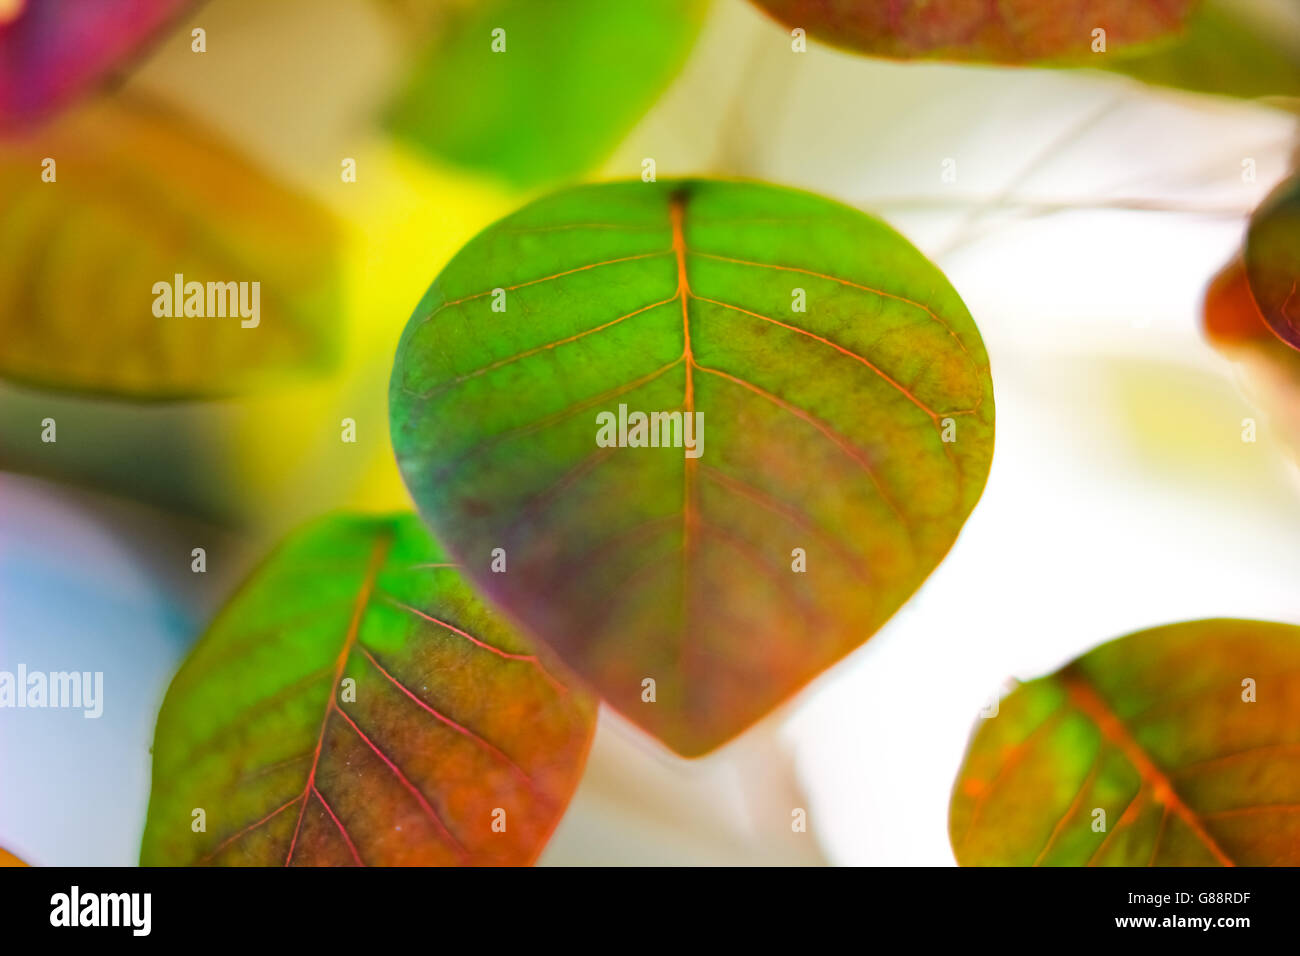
[1204,255,1274,349]
[141,514,594,866]
[0,847,28,866]
[1244,172,1300,352]
[1203,226,1300,461]
[0,0,192,130]
[749,0,1196,63]
[951,619,1300,866]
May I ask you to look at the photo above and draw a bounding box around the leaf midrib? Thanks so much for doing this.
[283,531,395,866]
[1059,669,1235,867]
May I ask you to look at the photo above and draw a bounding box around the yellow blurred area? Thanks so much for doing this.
[220,146,516,525]
[113,0,519,531]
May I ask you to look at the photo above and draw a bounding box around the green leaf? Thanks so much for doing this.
[1103,0,1300,99]
[748,0,1197,64]
[390,179,994,756]
[386,0,705,187]
[141,513,594,866]
[950,619,1300,866]
[0,96,341,400]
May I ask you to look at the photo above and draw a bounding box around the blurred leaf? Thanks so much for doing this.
[951,619,1300,866]
[0,96,341,400]
[751,0,1300,99]
[0,847,28,866]
[1204,254,1276,350]
[1245,172,1300,351]
[141,513,594,866]
[0,0,193,130]
[1106,0,1300,99]
[749,0,1196,64]
[1204,253,1300,467]
[390,179,994,756]
[386,0,705,187]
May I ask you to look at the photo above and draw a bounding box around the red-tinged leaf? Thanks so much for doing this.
[0,0,193,131]
[951,619,1300,866]
[1244,172,1300,353]
[390,179,994,756]
[140,514,595,866]
[748,0,1197,63]
[1204,255,1274,350]
[1203,224,1300,462]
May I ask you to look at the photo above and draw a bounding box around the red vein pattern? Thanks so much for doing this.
[142,514,595,866]
[285,533,392,866]
[951,619,1300,866]
[391,179,995,755]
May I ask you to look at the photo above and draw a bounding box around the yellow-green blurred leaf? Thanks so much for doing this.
[0,96,342,400]
[1105,0,1300,100]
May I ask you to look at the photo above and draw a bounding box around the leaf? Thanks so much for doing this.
[1245,172,1300,352]
[950,619,1300,866]
[389,179,994,756]
[0,847,28,866]
[1104,0,1300,99]
[140,513,594,866]
[0,0,193,130]
[1204,255,1277,351]
[1203,253,1300,470]
[748,0,1197,64]
[0,96,341,400]
[386,0,705,188]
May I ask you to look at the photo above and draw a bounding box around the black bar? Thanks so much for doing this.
[0,865,1287,942]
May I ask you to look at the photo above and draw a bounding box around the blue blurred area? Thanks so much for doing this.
[0,474,212,865]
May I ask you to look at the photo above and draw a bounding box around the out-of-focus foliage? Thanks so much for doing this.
[391,178,994,756]
[0,95,342,400]
[1244,172,1300,350]
[0,0,193,130]
[951,619,1300,866]
[1107,0,1300,99]
[1204,167,1300,470]
[142,513,595,866]
[1204,252,1300,471]
[750,0,1300,99]
[749,0,1197,64]
[0,847,28,866]
[386,0,706,188]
